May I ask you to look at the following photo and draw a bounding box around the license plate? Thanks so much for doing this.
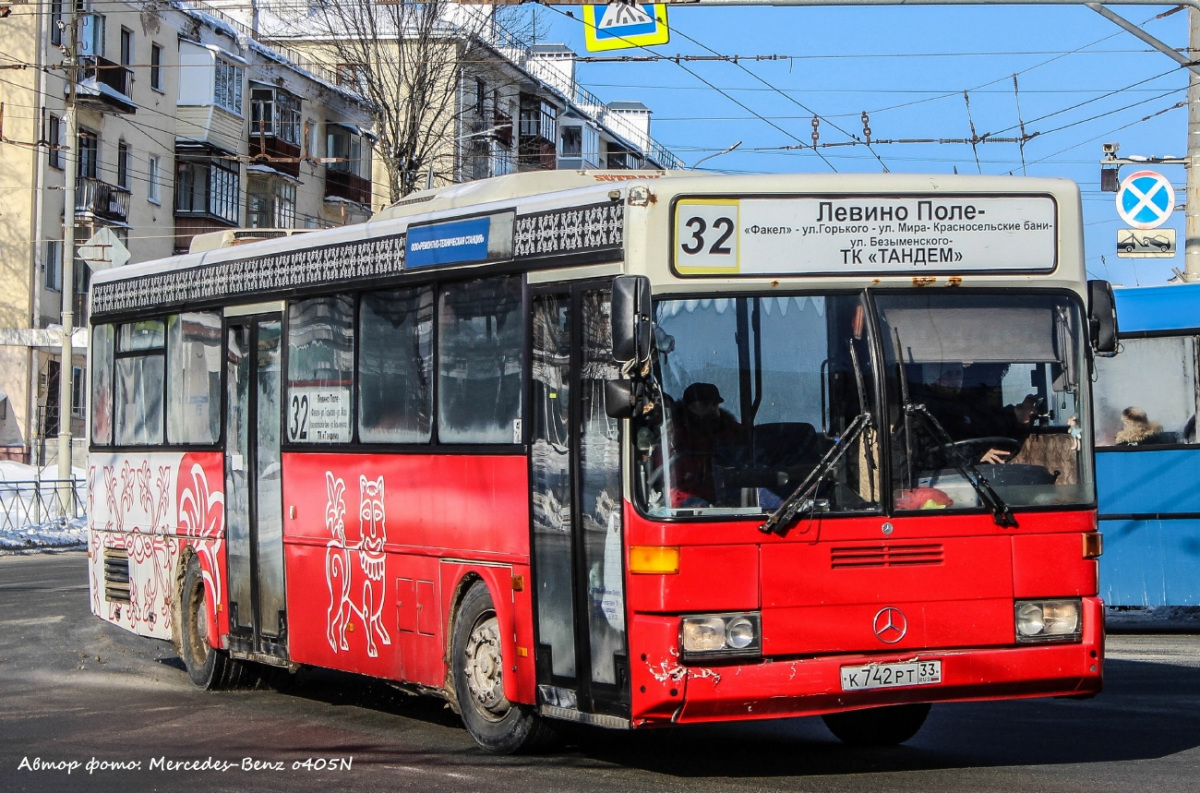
[840,660,942,691]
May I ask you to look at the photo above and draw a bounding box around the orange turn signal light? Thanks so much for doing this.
[1083,532,1103,559]
[628,546,680,575]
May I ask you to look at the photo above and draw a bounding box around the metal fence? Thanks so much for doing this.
[0,480,86,534]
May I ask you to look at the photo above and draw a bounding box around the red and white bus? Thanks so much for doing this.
[87,170,1115,752]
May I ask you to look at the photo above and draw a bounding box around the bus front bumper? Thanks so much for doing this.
[628,596,1104,726]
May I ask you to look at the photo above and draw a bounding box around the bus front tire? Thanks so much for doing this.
[451,583,557,754]
[821,703,931,746]
[180,555,243,690]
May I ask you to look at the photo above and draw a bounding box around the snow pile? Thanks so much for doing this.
[0,460,87,555]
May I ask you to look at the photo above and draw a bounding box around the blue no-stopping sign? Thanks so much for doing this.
[1116,170,1175,230]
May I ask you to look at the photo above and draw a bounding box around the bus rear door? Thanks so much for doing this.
[224,309,288,661]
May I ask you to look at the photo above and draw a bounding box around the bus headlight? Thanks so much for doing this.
[1015,599,1081,642]
[680,613,761,662]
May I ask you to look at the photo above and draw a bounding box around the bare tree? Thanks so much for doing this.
[259,1,533,203]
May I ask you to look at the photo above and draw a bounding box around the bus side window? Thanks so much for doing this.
[1094,335,1199,448]
[114,319,166,446]
[358,287,434,443]
[91,323,114,446]
[438,276,522,444]
[287,295,355,444]
[166,312,222,445]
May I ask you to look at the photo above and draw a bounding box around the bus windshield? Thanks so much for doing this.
[633,291,1093,519]
[880,293,1093,514]
[636,294,881,518]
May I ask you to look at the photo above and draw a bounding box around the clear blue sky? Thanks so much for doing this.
[525,3,1190,286]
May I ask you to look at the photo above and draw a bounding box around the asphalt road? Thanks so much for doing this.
[2,551,1198,793]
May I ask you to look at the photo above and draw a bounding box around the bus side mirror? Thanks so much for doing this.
[1087,279,1119,355]
[612,275,652,367]
[605,379,637,419]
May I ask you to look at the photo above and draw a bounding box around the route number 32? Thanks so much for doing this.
[675,203,739,270]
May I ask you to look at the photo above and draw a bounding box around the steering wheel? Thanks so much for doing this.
[942,436,1020,463]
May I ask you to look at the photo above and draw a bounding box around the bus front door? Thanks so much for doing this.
[530,287,629,722]
[224,314,288,661]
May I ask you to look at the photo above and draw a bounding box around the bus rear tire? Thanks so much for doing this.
[180,555,244,690]
[821,703,931,746]
[451,583,557,754]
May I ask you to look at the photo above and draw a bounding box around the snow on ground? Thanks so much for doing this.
[0,460,87,555]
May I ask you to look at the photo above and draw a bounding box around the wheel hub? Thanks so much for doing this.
[463,615,510,719]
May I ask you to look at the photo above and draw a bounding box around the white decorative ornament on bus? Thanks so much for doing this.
[177,461,226,619]
[323,472,392,657]
[89,454,189,640]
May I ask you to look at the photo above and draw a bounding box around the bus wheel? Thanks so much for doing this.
[821,703,931,746]
[452,583,556,754]
[180,555,241,690]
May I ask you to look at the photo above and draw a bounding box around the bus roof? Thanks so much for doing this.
[90,170,1086,320]
[1113,282,1200,334]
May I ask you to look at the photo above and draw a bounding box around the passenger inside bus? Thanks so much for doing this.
[908,362,1038,468]
[1113,405,1171,445]
[668,382,743,507]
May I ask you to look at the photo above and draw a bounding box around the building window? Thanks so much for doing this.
[46,113,62,169]
[120,27,133,68]
[335,63,366,95]
[176,158,239,224]
[247,176,296,228]
[50,0,63,46]
[45,240,62,291]
[117,141,131,189]
[326,125,362,176]
[147,155,161,204]
[560,126,582,158]
[214,59,243,115]
[72,365,86,419]
[77,129,98,179]
[150,43,163,92]
[251,88,301,145]
[75,252,89,295]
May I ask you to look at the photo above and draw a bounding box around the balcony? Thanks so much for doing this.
[324,169,371,206]
[75,56,136,114]
[75,177,130,222]
[249,133,301,179]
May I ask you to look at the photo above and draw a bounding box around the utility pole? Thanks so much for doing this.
[56,1,78,496]
[1188,8,1200,282]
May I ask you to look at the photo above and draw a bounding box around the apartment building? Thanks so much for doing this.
[229,4,682,207]
[0,0,374,464]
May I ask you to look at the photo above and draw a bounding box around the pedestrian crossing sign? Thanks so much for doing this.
[583,3,670,52]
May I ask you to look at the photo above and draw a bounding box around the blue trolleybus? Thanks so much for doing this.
[1093,283,1200,610]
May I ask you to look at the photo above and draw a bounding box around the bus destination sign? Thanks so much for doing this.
[673,195,1057,276]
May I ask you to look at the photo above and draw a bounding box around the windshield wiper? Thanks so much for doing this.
[904,402,1019,528]
[760,412,871,537]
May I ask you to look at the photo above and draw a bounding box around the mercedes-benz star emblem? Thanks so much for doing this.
[873,607,908,644]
